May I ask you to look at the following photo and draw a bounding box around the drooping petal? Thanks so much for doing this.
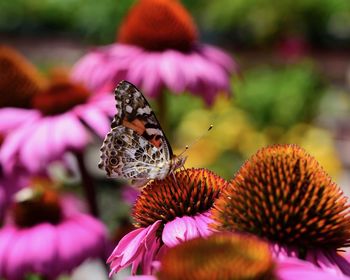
[162,216,202,247]
[277,256,350,280]
[75,105,112,138]
[108,221,161,276]
[0,108,40,134]
[26,224,58,278]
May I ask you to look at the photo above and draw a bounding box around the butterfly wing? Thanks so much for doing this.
[99,80,173,181]
[111,80,173,156]
[99,126,171,181]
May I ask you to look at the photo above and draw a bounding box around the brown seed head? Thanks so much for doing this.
[31,69,90,115]
[157,233,276,280]
[212,144,350,251]
[118,0,197,52]
[0,45,46,108]
[133,168,227,228]
[12,177,62,227]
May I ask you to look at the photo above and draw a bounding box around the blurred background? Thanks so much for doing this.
[1,0,350,279]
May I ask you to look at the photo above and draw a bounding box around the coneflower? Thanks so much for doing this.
[125,234,349,280]
[72,0,236,105]
[211,144,350,276]
[0,177,107,280]
[157,233,275,280]
[107,168,228,276]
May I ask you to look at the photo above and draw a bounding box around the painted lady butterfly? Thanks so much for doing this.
[99,80,187,185]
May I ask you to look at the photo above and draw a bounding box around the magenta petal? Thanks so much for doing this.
[200,44,236,73]
[277,256,350,280]
[57,114,90,151]
[0,108,39,134]
[108,228,145,262]
[141,237,160,275]
[76,105,111,138]
[20,119,51,173]
[5,228,34,280]
[193,212,214,237]
[0,227,16,277]
[126,276,157,280]
[0,121,34,174]
[305,250,350,276]
[140,55,162,98]
[27,224,57,277]
[162,216,200,247]
[327,251,350,276]
[108,221,161,276]
[160,51,185,93]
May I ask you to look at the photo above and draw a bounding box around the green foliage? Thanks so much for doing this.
[0,0,202,43]
[234,63,324,129]
[0,0,135,43]
[201,0,350,46]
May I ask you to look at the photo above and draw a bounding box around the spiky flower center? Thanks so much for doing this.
[0,45,46,108]
[12,178,62,227]
[31,71,90,115]
[118,0,197,52]
[212,144,350,251]
[133,168,227,228]
[157,234,276,280]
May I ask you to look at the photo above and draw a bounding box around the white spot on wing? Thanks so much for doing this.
[126,105,133,113]
[146,128,161,136]
[137,106,151,115]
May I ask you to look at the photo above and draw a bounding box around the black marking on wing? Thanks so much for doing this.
[111,80,174,157]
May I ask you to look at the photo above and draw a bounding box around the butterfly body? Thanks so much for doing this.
[99,81,186,185]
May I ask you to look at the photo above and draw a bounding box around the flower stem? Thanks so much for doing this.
[156,90,168,135]
[75,152,99,217]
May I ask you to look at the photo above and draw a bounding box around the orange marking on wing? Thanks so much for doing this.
[150,137,162,148]
[122,119,145,135]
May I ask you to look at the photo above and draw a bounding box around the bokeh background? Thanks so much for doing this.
[1,0,350,279]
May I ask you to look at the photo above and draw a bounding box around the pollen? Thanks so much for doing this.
[118,0,197,52]
[133,168,228,228]
[211,144,350,251]
[157,233,276,280]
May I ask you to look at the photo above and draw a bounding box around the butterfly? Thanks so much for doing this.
[99,80,187,186]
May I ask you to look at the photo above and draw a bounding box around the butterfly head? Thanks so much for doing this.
[170,155,187,174]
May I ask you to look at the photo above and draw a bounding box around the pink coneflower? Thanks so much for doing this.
[0,69,115,175]
[211,144,350,277]
[72,0,236,105]
[107,168,228,276]
[126,234,350,280]
[0,178,107,280]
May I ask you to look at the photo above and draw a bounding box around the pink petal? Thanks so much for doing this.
[0,108,39,134]
[126,276,157,280]
[55,114,90,152]
[20,119,51,173]
[160,50,186,93]
[193,212,214,237]
[162,216,200,247]
[0,227,16,277]
[0,120,35,174]
[75,105,112,138]
[277,256,350,280]
[140,55,162,98]
[200,44,236,73]
[26,224,58,277]
[5,228,34,280]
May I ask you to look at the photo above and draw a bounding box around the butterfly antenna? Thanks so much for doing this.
[178,125,213,157]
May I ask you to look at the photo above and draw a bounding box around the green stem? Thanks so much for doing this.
[156,90,169,136]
